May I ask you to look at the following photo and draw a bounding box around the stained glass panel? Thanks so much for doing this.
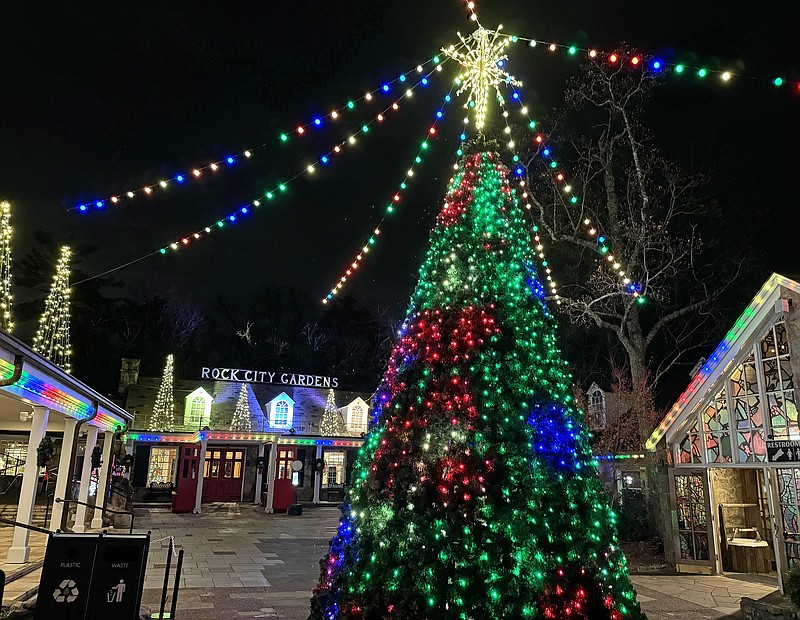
[674,473,710,562]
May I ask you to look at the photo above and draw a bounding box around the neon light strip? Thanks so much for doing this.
[321,87,456,303]
[125,429,365,448]
[646,273,783,450]
[73,55,449,214]
[509,34,798,93]
[0,357,94,419]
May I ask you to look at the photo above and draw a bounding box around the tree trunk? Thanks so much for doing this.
[624,307,648,392]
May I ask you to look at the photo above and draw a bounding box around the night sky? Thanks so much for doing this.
[2,2,798,325]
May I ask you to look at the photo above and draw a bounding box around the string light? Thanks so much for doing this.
[154,64,447,256]
[511,33,800,94]
[32,246,72,373]
[506,90,642,298]
[320,389,346,436]
[149,354,175,432]
[230,383,252,432]
[71,53,452,214]
[0,201,13,332]
[322,91,454,303]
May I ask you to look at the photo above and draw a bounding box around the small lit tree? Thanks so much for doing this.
[320,389,345,436]
[149,354,175,432]
[0,201,13,332]
[32,246,71,372]
[230,383,252,431]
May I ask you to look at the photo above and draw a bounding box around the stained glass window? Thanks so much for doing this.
[675,474,710,561]
[701,389,732,463]
[762,322,798,440]
[731,354,767,462]
[678,421,702,464]
[778,467,800,564]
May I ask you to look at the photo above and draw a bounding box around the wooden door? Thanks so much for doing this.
[273,447,296,511]
[172,444,200,513]
[202,447,245,502]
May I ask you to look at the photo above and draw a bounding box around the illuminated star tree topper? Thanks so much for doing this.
[443,25,521,131]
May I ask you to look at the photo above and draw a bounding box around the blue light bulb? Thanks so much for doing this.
[314,118,322,126]
[399,74,406,82]
[79,204,88,212]
[382,84,390,92]
[95,201,104,208]
[321,156,329,164]
[176,174,185,183]
[543,148,550,156]
[227,157,234,165]
[421,78,428,86]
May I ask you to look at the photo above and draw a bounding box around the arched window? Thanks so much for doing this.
[590,390,604,406]
[184,388,212,429]
[274,401,290,427]
[349,404,365,433]
[269,394,294,428]
[186,397,206,427]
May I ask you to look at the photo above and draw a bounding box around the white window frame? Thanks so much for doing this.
[184,387,212,429]
[268,393,295,429]
[346,398,369,433]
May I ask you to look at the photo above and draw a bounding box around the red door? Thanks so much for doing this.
[273,447,296,512]
[172,444,200,513]
[202,447,245,502]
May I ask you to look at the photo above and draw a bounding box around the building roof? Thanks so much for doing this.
[646,273,797,450]
[126,376,372,434]
[0,328,132,430]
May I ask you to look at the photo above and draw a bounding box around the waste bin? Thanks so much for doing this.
[36,531,150,620]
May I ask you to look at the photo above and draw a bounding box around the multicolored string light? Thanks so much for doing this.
[322,90,456,303]
[503,88,643,299]
[512,34,799,94]
[157,63,447,255]
[72,54,450,214]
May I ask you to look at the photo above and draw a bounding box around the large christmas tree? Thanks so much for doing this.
[310,143,645,620]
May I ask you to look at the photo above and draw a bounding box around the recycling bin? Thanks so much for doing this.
[36,531,150,620]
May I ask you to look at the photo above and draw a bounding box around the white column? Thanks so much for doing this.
[91,431,114,529]
[72,425,98,533]
[264,439,279,514]
[49,418,78,531]
[253,443,266,505]
[193,439,207,514]
[8,406,50,564]
[313,445,323,504]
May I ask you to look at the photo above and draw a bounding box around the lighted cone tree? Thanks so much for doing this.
[310,144,645,620]
[0,201,13,332]
[32,246,72,372]
[320,389,346,436]
[230,383,252,431]
[149,354,175,432]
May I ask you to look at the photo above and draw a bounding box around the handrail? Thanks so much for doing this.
[0,473,22,495]
[55,497,136,534]
[109,483,134,499]
[0,515,54,536]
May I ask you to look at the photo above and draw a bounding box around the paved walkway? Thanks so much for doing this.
[1,502,783,618]
[632,574,777,619]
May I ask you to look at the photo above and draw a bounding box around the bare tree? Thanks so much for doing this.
[526,51,742,394]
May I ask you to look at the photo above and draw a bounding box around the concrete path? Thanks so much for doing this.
[3,502,782,618]
[632,574,777,619]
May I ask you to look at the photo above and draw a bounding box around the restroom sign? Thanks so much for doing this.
[767,440,800,463]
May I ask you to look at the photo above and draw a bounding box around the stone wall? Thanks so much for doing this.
[742,594,800,619]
